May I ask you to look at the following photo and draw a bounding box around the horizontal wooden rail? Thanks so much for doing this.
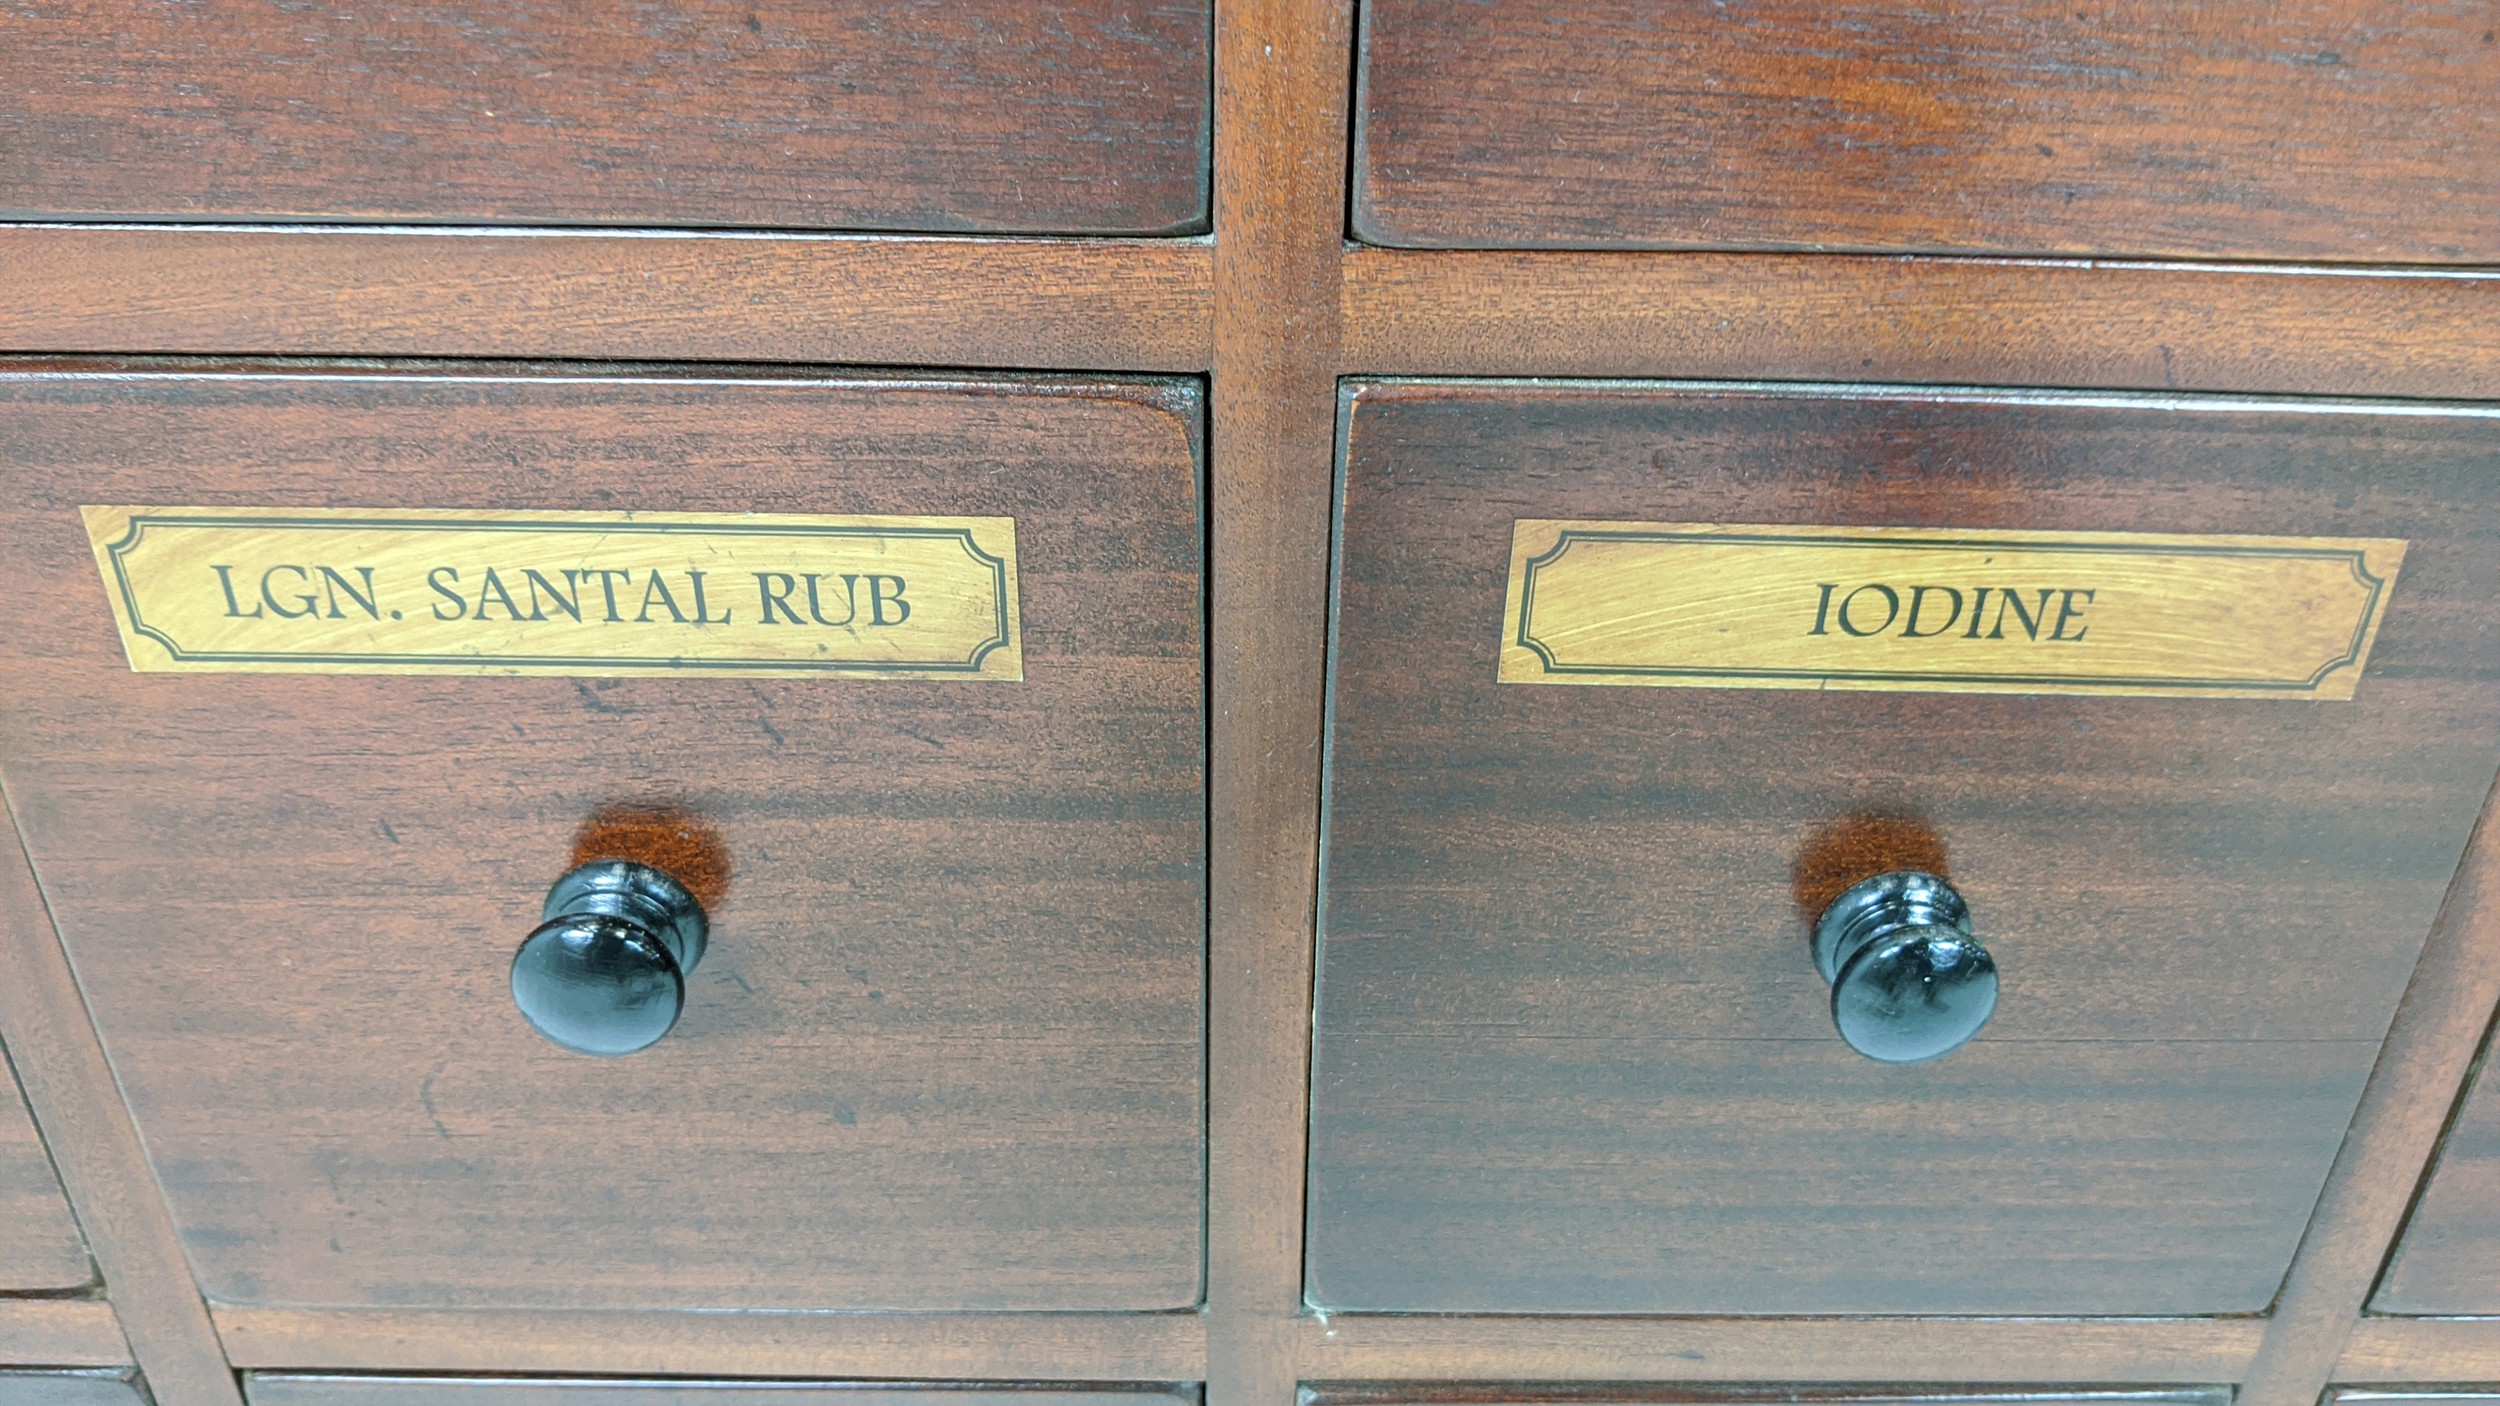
[0,226,1214,372]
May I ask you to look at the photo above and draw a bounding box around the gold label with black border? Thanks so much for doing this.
[1499,520,2404,700]
[83,506,1022,679]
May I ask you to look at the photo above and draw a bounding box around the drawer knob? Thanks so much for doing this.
[1811,870,1997,1063]
[510,859,710,1056]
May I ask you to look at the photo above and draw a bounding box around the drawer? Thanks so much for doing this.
[0,1374,146,1406]
[0,362,1204,1311]
[245,1382,1196,1406]
[0,1044,90,1292]
[1309,380,2500,1314]
[1352,1,2497,260]
[2374,1019,2500,1311]
[0,1,1210,235]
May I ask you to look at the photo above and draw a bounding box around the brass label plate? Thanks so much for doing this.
[83,506,1021,679]
[1499,520,2405,699]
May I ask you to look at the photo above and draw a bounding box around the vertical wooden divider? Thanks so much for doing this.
[1206,0,1350,1401]
[0,790,243,1406]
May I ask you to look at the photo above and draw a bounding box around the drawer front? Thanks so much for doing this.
[0,364,1204,1312]
[0,1044,90,1292]
[2375,1021,2500,1311]
[0,1,1210,235]
[0,1375,146,1406]
[1352,1,2497,260]
[1310,380,2500,1314]
[247,1384,1195,1406]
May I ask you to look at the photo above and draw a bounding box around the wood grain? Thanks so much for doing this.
[1340,250,2500,399]
[0,1,1210,235]
[0,807,241,1406]
[2336,1320,2500,1381]
[214,1307,1201,1379]
[1204,1,1347,1405]
[0,228,1213,372]
[1304,1391,2229,1406]
[242,1382,1196,1406]
[1352,0,2499,260]
[1291,1317,2266,1383]
[2372,1014,2500,1313]
[0,363,1205,1313]
[1311,381,2500,1315]
[0,1304,127,1370]
[2231,763,2500,1406]
[0,1047,89,1292]
[0,1373,147,1406]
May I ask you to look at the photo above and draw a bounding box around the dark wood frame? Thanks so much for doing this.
[2,2,2496,1405]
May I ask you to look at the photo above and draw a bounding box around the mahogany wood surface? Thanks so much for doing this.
[1311,381,2500,1314]
[2372,1015,2500,1312]
[1302,1392,2226,1406]
[1352,0,2499,260]
[0,2,1211,235]
[0,364,1205,1313]
[1203,5,1347,1406]
[0,228,1214,373]
[0,1373,147,1406]
[0,812,241,1406]
[2335,1320,2500,1380]
[2238,768,2500,1406]
[0,1304,127,1371]
[0,1048,88,1292]
[212,1307,1203,1380]
[243,1382,1195,1406]
[1340,251,2500,400]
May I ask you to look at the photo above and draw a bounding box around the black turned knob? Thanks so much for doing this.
[511,860,708,1056]
[1812,870,1997,1064]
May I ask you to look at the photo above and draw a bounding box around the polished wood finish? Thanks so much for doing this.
[214,1308,1202,1380]
[0,364,1204,1313]
[0,1049,88,1292]
[1204,5,1346,1406]
[244,1382,1193,1406]
[0,2,1211,235]
[1311,382,2500,1314]
[4,0,2500,1400]
[1352,1,2499,260]
[1292,1318,2266,1384]
[1341,251,2500,398]
[0,1305,127,1371]
[0,827,240,1406]
[2336,1320,2500,1380]
[1304,1392,2225,1406]
[0,228,1213,373]
[2373,1014,2500,1312]
[0,1373,147,1406]
[2239,775,2500,1406]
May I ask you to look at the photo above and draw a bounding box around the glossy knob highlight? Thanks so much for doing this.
[1812,870,1997,1064]
[511,860,708,1056]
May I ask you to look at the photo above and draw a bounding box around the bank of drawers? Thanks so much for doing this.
[0,1,1212,234]
[1308,380,2500,1313]
[0,1045,89,1293]
[1352,0,2497,259]
[0,363,1205,1312]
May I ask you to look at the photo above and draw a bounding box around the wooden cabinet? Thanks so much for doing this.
[0,1046,89,1292]
[1308,380,2500,1314]
[2375,1021,2500,1312]
[0,364,1204,1312]
[1351,0,2498,259]
[1,5,2496,1406]
[0,1,1211,235]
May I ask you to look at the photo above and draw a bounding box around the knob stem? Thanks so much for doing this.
[543,860,707,974]
[1813,869,1969,982]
